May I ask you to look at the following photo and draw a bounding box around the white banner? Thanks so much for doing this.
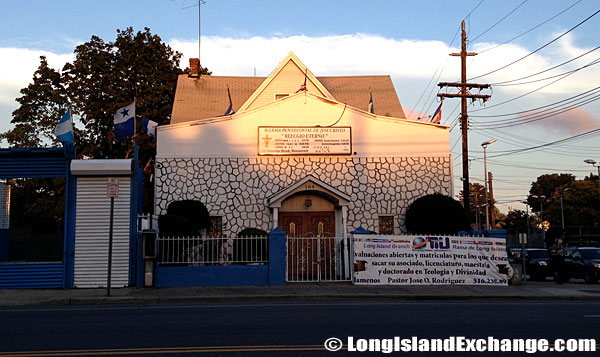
[353,235,510,286]
[258,126,351,155]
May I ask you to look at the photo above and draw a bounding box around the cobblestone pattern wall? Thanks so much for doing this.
[155,157,451,236]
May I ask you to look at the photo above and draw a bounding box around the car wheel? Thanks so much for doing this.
[584,271,598,284]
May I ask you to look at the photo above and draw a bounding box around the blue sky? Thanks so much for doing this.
[1,0,599,215]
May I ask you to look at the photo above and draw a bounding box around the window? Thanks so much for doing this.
[379,216,394,235]
[275,94,289,100]
[207,216,222,237]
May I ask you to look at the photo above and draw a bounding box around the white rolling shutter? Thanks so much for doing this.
[74,177,130,288]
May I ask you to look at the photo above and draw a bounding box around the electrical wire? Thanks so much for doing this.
[470,59,599,113]
[492,56,600,87]
[470,86,600,118]
[478,0,582,54]
[470,0,529,43]
[490,45,600,85]
[468,8,600,81]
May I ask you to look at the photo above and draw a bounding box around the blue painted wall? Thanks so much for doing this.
[0,263,64,289]
[153,228,287,287]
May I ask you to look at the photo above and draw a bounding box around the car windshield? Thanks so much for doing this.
[527,250,548,259]
[580,249,600,260]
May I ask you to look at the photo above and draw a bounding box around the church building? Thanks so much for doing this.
[155,52,452,240]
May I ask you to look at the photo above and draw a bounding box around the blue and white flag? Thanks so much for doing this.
[142,117,158,137]
[113,102,135,139]
[54,109,74,144]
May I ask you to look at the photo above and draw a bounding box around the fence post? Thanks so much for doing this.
[350,226,371,284]
[268,227,286,286]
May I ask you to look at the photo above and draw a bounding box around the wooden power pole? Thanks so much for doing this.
[488,172,496,228]
[438,20,491,212]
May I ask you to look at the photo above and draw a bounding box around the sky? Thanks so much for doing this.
[1,0,600,215]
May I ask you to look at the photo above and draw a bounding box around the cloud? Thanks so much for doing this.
[1,33,599,135]
[0,47,73,104]
[527,107,600,135]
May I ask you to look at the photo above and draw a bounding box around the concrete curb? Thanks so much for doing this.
[3,293,600,307]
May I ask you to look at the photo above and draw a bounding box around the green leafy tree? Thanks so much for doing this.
[527,173,575,213]
[405,194,471,234]
[2,27,209,212]
[1,57,69,147]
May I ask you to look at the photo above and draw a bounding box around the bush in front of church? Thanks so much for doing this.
[163,200,211,235]
[405,194,471,235]
[235,228,269,264]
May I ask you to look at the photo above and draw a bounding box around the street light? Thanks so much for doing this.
[584,159,600,201]
[481,139,496,231]
[531,194,546,247]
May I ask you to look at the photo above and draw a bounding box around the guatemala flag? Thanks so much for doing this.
[142,117,158,137]
[54,109,74,144]
[113,102,135,139]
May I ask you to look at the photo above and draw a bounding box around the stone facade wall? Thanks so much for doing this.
[155,156,452,237]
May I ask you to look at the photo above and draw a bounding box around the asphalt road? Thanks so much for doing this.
[0,300,599,356]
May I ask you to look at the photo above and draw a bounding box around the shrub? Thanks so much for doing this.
[405,194,471,235]
[235,227,269,263]
[166,200,210,232]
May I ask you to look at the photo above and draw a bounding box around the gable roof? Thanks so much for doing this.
[238,52,335,112]
[170,54,406,124]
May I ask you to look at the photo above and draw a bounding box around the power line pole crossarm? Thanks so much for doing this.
[438,20,492,212]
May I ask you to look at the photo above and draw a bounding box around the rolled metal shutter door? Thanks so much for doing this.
[74,177,130,288]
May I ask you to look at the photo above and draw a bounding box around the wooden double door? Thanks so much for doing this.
[279,211,336,281]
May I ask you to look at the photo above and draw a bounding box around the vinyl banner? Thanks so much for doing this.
[353,235,510,286]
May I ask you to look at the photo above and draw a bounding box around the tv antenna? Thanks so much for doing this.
[182,0,206,69]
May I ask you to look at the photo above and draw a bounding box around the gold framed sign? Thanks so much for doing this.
[258,126,352,155]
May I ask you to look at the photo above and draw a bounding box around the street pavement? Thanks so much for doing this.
[2,279,600,307]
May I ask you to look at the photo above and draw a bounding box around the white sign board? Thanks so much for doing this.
[107,178,119,198]
[258,126,351,155]
[353,235,510,286]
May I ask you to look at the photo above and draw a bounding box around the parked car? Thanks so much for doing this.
[563,247,600,284]
[509,248,551,281]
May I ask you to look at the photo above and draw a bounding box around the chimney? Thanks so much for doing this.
[189,58,200,78]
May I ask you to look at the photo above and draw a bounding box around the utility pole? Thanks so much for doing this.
[438,20,491,211]
[488,172,496,228]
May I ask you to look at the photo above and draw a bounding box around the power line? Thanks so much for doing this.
[470,86,600,118]
[473,127,600,159]
[470,59,599,113]
[470,93,600,129]
[470,0,529,42]
[409,0,485,120]
[492,54,600,87]
[469,8,600,80]
[490,45,600,85]
[478,0,582,54]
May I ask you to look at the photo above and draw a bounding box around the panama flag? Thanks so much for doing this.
[113,102,135,139]
[430,101,442,124]
[54,109,74,144]
[142,117,158,137]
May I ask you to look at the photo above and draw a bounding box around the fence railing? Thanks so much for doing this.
[287,236,351,282]
[157,236,268,266]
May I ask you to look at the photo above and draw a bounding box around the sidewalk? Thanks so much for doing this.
[2,280,600,307]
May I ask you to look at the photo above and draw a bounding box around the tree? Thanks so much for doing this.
[499,209,529,235]
[2,27,209,212]
[405,194,471,234]
[527,173,575,213]
[1,57,69,147]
